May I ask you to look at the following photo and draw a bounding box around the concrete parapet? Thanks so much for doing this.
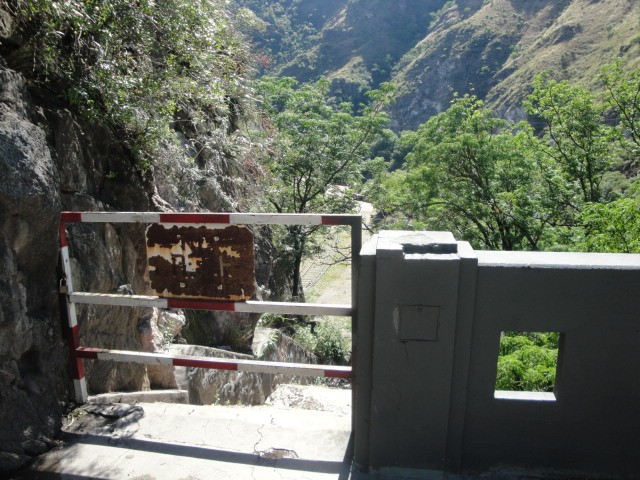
[354,231,640,479]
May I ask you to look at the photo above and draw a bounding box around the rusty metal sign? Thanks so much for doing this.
[145,224,255,301]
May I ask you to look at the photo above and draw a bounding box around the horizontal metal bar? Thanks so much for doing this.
[69,292,169,308]
[60,211,361,226]
[69,292,352,316]
[76,347,352,378]
[236,301,352,316]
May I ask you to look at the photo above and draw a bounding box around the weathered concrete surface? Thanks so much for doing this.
[16,387,353,480]
[10,389,557,480]
[266,384,351,416]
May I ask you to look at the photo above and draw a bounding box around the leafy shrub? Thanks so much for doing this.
[292,321,350,365]
[496,332,558,392]
[292,324,317,353]
[314,321,350,365]
[10,0,257,184]
[579,187,640,253]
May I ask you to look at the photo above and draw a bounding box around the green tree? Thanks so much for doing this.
[496,332,559,392]
[524,73,615,203]
[372,95,556,250]
[600,60,640,162]
[255,77,392,299]
[579,184,640,253]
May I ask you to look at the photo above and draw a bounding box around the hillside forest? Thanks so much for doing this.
[2,0,640,401]
[11,1,640,252]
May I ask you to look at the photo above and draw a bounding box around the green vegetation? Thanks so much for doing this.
[293,321,349,365]
[579,187,640,253]
[524,73,615,204]
[232,0,336,72]
[254,77,392,299]
[369,64,640,391]
[10,1,640,388]
[600,60,640,162]
[235,0,447,109]
[370,95,556,250]
[371,63,640,254]
[257,313,350,365]
[10,0,256,190]
[496,332,559,392]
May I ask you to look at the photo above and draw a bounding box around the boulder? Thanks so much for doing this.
[168,328,317,406]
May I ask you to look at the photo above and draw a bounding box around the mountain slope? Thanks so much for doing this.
[390,0,640,129]
[240,0,449,103]
[242,0,640,129]
[278,1,448,89]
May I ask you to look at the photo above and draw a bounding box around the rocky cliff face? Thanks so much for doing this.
[0,42,161,468]
[0,56,68,471]
[0,5,266,471]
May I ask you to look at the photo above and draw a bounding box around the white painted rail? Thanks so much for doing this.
[69,292,353,316]
[59,211,361,403]
[76,347,351,379]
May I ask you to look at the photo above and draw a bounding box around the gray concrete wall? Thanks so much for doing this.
[354,232,640,478]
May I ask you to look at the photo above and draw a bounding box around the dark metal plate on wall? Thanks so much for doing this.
[146,224,255,301]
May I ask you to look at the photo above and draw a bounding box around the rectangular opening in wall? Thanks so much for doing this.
[494,331,560,402]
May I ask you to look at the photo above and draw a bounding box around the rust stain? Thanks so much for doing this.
[145,224,255,301]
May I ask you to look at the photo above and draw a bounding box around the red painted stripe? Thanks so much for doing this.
[172,357,239,371]
[59,222,68,248]
[71,358,85,379]
[75,347,100,360]
[160,213,231,224]
[166,298,236,311]
[325,369,352,379]
[60,212,82,222]
[68,326,85,379]
[321,216,347,225]
[71,325,81,346]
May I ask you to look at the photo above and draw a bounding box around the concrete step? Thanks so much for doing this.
[87,389,189,404]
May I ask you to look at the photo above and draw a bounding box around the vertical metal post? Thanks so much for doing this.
[350,215,362,434]
[59,219,88,403]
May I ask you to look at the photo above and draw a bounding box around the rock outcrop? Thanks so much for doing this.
[0,5,275,471]
[0,8,206,471]
[0,43,162,468]
[170,328,316,406]
[0,57,67,471]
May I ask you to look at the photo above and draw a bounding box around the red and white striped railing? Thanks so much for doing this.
[69,292,352,316]
[75,348,351,379]
[59,211,361,403]
[60,211,359,225]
